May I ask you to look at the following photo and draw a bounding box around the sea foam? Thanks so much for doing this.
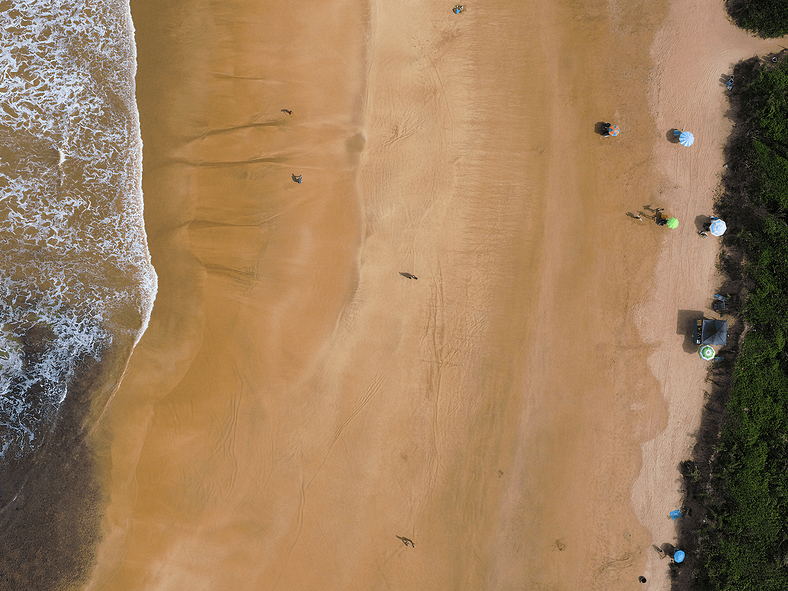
[0,0,156,458]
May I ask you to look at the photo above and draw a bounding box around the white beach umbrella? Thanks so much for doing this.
[709,218,727,236]
[679,131,695,147]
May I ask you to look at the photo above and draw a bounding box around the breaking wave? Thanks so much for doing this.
[0,0,156,458]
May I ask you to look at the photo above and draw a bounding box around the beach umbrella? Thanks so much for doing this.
[608,124,620,137]
[709,218,727,236]
[679,131,695,147]
[666,217,679,229]
[699,345,715,360]
[674,550,686,563]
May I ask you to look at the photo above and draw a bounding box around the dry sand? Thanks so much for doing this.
[82,0,783,590]
[634,2,781,589]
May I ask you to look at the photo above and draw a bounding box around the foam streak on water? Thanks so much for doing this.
[0,0,156,458]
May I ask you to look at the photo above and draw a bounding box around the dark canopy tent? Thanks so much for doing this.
[701,319,728,346]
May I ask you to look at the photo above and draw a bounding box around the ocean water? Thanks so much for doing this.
[0,0,155,459]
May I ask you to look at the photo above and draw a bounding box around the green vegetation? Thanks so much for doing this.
[728,0,788,37]
[674,58,788,591]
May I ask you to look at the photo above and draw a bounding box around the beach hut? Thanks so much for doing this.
[700,319,727,346]
[673,130,695,146]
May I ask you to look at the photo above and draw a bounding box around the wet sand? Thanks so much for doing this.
[80,0,781,590]
[0,336,135,591]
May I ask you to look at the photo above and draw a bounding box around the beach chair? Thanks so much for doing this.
[712,294,727,313]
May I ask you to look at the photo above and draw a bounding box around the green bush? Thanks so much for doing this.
[734,0,788,38]
[751,141,788,210]
[685,58,788,591]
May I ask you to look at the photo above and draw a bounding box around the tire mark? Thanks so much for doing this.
[431,64,454,140]
[375,558,394,590]
[271,481,305,591]
[206,368,244,497]
[413,264,446,521]
[379,111,421,149]
[305,373,385,490]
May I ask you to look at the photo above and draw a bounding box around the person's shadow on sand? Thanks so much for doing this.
[667,129,681,144]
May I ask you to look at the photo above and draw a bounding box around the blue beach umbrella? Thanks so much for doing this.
[709,218,727,236]
[674,550,686,563]
[679,131,695,147]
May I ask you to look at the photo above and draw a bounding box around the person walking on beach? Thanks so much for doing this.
[281,109,293,115]
[292,174,302,183]
[399,272,418,280]
[396,536,415,547]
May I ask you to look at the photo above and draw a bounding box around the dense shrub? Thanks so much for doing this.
[729,0,788,38]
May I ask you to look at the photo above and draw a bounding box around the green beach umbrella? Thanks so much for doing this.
[699,345,715,360]
[666,217,679,229]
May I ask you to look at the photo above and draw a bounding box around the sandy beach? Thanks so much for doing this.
[75,0,785,590]
[634,2,780,589]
